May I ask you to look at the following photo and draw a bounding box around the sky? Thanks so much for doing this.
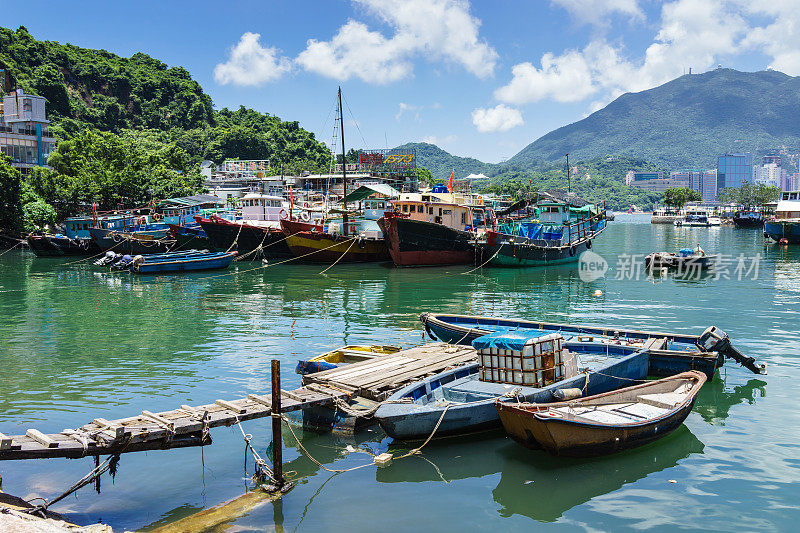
[3,0,797,163]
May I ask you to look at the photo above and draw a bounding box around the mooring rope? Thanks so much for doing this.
[318,236,358,275]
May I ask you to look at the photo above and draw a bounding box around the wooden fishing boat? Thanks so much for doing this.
[196,215,291,260]
[495,371,706,457]
[26,234,100,257]
[481,201,606,267]
[88,227,174,254]
[295,344,402,375]
[418,312,758,379]
[284,228,390,263]
[131,251,237,274]
[732,210,764,228]
[374,334,650,441]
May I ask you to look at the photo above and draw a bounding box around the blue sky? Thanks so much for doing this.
[4,0,795,164]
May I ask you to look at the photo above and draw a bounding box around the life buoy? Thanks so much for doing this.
[586,239,592,249]
[569,246,576,257]
[279,209,289,220]
[300,211,311,222]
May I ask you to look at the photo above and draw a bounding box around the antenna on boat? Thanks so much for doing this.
[339,86,348,236]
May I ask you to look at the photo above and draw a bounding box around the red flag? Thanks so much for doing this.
[290,188,294,208]
[447,171,454,193]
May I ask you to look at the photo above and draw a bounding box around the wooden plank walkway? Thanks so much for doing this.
[303,342,478,401]
[0,342,479,461]
[0,385,348,460]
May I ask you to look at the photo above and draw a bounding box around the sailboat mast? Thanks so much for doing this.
[339,87,348,236]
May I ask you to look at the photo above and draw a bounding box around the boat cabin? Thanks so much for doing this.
[392,196,490,231]
[158,195,225,226]
[62,215,128,239]
[537,202,570,225]
[240,193,286,222]
[776,191,800,220]
[364,198,390,220]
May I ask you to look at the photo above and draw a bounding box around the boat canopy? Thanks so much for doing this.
[472,330,562,351]
[157,194,224,209]
[342,183,401,203]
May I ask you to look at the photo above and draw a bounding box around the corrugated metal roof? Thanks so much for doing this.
[343,184,401,202]
[158,194,225,208]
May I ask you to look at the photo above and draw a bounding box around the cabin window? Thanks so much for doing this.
[402,204,408,212]
[428,207,433,215]
[461,212,466,224]
[438,208,442,216]
[378,202,384,208]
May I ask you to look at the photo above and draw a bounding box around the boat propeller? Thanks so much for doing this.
[698,326,766,374]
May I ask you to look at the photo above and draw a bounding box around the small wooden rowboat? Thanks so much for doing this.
[495,371,706,457]
[295,345,402,375]
[131,251,237,274]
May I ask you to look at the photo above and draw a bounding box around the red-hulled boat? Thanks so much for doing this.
[378,192,493,267]
[197,215,291,260]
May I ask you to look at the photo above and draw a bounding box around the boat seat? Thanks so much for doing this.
[611,402,668,419]
[554,406,640,424]
[637,392,685,409]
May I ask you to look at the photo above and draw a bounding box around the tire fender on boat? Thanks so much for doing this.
[586,239,592,249]
[569,245,576,257]
[300,210,311,222]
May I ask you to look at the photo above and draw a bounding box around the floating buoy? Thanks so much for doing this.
[668,479,677,484]
[593,290,603,297]
[780,238,789,245]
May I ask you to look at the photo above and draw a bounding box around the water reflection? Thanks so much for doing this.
[694,377,767,425]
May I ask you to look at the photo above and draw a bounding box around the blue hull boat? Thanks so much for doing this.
[764,220,800,244]
[374,344,649,441]
[132,251,237,274]
[420,312,723,380]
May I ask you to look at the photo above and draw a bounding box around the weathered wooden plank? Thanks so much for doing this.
[214,399,247,414]
[26,429,58,448]
[0,432,11,450]
[93,418,124,440]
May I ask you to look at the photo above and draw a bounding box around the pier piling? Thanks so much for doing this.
[270,359,284,488]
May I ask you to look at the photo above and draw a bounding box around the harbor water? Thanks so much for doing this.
[0,214,796,531]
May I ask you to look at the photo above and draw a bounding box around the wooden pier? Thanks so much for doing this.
[0,343,477,461]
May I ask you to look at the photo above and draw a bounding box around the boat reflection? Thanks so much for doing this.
[693,377,767,424]
[375,425,702,522]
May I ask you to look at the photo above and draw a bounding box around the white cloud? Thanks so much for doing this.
[214,32,292,86]
[551,0,644,25]
[296,0,498,84]
[396,102,420,121]
[471,105,524,133]
[741,1,800,75]
[496,0,748,108]
[422,134,457,146]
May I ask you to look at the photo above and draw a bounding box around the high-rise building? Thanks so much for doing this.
[672,169,718,202]
[626,170,688,192]
[717,153,753,191]
[0,89,56,175]
[754,163,784,188]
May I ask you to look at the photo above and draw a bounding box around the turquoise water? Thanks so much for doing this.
[0,214,796,531]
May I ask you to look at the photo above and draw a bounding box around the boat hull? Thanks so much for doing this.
[732,215,764,228]
[133,252,237,274]
[484,238,590,267]
[167,224,215,252]
[764,220,800,243]
[379,214,481,267]
[26,235,100,257]
[419,312,720,380]
[284,231,389,263]
[87,228,173,255]
[197,217,291,259]
[495,372,704,457]
[375,351,649,440]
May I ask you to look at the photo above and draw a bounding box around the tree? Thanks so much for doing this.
[719,183,780,208]
[22,199,57,232]
[663,187,702,209]
[416,167,437,186]
[0,155,22,232]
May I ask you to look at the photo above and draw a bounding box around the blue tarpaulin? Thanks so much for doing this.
[472,330,557,351]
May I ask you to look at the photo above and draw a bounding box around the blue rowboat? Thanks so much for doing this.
[420,312,723,380]
[374,337,650,441]
[131,251,237,274]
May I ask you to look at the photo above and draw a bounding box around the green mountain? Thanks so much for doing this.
[509,68,800,169]
[394,142,497,180]
[0,26,329,169]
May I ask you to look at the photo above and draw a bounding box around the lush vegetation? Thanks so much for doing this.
[509,69,800,169]
[476,156,664,210]
[0,26,334,232]
[663,188,703,209]
[718,183,781,207]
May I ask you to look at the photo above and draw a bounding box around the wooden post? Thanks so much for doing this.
[271,359,283,487]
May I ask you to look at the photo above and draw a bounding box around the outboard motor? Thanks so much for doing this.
[698,326,765,374]
[111,254,135,271]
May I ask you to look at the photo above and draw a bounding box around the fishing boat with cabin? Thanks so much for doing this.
[378,179,495,267]
[764,190,800,243]
[481,199,606,267]
[282,89,390,263]
[495,371,706,457]
[197,193,293,259]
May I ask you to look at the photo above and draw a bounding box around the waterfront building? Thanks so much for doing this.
[717,153,753,190]
[626,171,688,193]
[0,89,56,175]
[671,169,718,202]
[753,162,784,188]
